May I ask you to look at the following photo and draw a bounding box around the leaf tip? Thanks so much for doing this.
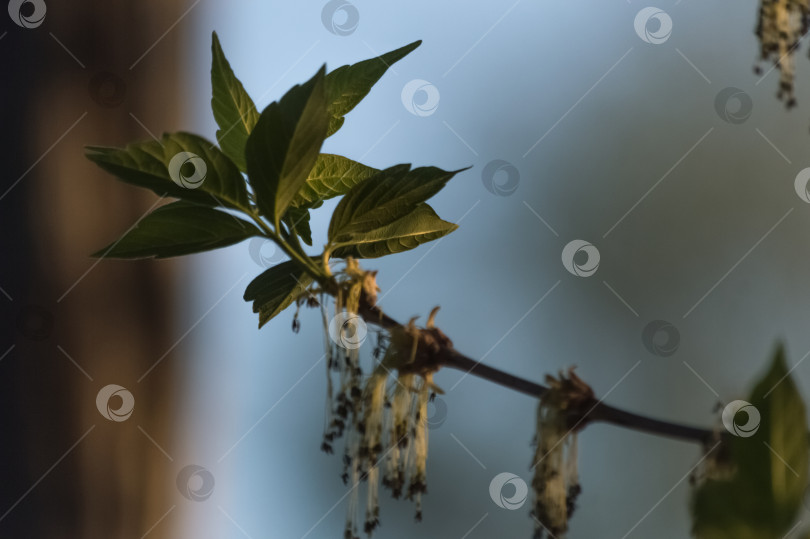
[770,341,789,371]
[404,39,422,53]
[83,146,97,160]
[211,31,222,56]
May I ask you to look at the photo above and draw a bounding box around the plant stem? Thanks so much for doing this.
[356,298,715,445]
[284,221,321,272]
[248,211,326,281]
[440,348,714,443]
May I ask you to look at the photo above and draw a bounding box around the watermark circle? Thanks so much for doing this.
[88,71,127,108]
[425,396,447,430]
[794,168,810,203]
[321,0,359,36]
[489,472,528,510]
[168,152,207,189]
[721,400,760,437]
[16,304,54,341]
[96,384,135,422]
[401,79,440,117]
[248,238,288,268]
[481,160,519,196]
[561,240,600,277]
[641,320,680,357]
[8,0,46,28]
[714,87,753,124]
[634,7,672,44]
[328,312,368,350]
[177,464,215,501]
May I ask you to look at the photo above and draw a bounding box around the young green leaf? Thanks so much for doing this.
[324,40,421,136]
[290,154,379,208]
[92,201,260,259]
[283,206,313,246]
[328,164,465,244]
[245,66,329,227]
[85,132,251,211]
[332,203,457,259]
[691,345,808,538]
[211,31,260,172]
[244,260,315,328]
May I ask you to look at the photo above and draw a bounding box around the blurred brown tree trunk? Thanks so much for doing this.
[1,2,190,537]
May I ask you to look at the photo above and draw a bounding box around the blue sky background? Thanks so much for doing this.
[162,1,810,537]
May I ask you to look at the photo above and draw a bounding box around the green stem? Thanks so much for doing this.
[289,232,328,278]
[322,249,332,277]
[285,223,312,262]
[248,211,326,281]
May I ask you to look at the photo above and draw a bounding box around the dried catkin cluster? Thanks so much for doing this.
[531,369,592,538]
[317,259,440,538]
[756,0,810,107]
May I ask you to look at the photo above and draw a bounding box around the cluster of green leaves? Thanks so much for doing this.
[691,346,809,538]
[86,32,465,327]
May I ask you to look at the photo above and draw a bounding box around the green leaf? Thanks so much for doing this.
[283,206,313,246]
[332,203,457,259]
[211,31,260,172]
[324,40,421,136]
[290,154,379,208]
[246,66,329,227]
[85,132,251,211]
[691,345,808,538]
[244,260,314,328]
[328,164,465,244]
[93,201,260,259]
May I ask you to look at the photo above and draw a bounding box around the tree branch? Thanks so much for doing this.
[357,296,715,445]
[442,348,713,443]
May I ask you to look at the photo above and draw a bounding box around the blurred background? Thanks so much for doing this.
[2,0,810,537]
